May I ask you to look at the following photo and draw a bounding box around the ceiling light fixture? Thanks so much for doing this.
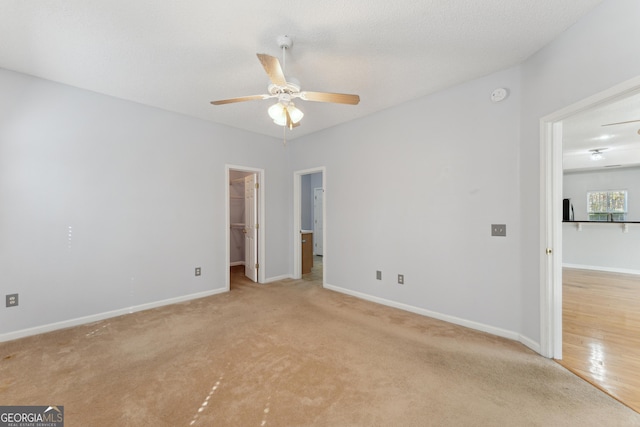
[589,148,606,161]
[268,101,303,127]
[210,34,359,138]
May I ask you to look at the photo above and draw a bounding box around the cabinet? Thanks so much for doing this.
[301,232,313,274]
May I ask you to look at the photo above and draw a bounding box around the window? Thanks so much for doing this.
[587,190,627,221]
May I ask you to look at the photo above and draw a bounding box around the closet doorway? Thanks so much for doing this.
[293,167,325,283]
[226,165,265,289]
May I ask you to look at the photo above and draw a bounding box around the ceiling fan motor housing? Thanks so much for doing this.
[268,80,301,98]
[277,35,293,50]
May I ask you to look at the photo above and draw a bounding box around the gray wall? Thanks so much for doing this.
[563,222,640,273]
[563,167,640,273]
[290,65,523,340]
[0,69,290,338]
[301,172,322,231]
[301,174,312,230]
[564,167,640,221]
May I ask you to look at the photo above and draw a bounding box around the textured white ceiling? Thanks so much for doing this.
[563,91,640,171]
[0,0,604,140]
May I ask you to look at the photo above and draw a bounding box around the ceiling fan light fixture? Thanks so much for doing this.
[589,148,606,161]
[268,102,303,126]
[268,102,286,124]
[286,103,304,123]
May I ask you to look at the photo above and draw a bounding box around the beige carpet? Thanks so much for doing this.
[1,276,639,426]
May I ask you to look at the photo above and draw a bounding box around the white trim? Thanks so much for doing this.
[225,165,266,289]
[230,261,245,267]
[539,75,640,360]
[539,119,565,358]
[293,167,326,282]
[0,288,227,343]
[563,263,640,276]
[519,335,541,354]
[263,274,294,283]
[324,283,522,342]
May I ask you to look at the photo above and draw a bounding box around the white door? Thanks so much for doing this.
[244,174,258,282]
[313,187,324,256]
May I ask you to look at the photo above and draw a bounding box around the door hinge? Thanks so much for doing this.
[256,223,259,229]
[255,263,259,269]
[255,183,259,189]
[546,248,553,255]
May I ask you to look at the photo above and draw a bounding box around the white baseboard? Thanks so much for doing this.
[518,334,541,354]
[263,274,293,283]
[324,283,542,353]
[0,288,227,343]
[563,263,640,276]
[2,280,544,356]
[230,261,245,267]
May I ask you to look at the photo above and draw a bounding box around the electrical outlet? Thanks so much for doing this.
[491,224,507,237]
[398,274,404,285]
[376,270,382,280]
[6,294,18,307]
[195,267,201,277]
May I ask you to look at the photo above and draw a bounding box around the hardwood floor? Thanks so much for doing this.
[558,268,640,413]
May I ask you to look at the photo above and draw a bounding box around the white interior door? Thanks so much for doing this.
[244,174,258,282]
[313,187,324,256]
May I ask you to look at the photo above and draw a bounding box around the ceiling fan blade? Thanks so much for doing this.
[257,53,287,87]
[299,91,360,105]
[601,119,640,126]
[210,94,269,105]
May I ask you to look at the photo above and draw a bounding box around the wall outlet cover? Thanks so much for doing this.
[6,293,19,307]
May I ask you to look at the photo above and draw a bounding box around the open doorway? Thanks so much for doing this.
[226,165,265,290]
[293,167,325,284]
[541,76,640,411]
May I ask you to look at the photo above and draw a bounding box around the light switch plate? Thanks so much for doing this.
[491,224,507,237]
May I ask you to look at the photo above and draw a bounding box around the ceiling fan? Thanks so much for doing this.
[210,35,360,130]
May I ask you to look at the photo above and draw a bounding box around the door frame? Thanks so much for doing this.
[313,187,324,256]
[293,167,326,281]
[539,75,640,359]
[226,164,266,290]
